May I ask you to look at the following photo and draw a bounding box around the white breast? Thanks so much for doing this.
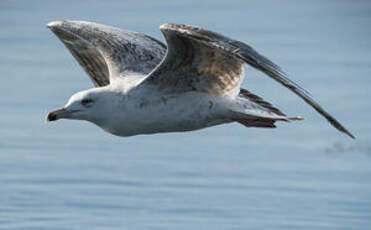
[100,91,229,136]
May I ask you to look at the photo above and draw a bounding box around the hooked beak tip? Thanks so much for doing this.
[46,112,57,122]
[45,108,65,123]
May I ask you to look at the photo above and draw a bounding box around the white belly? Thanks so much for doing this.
[99,92,229,136]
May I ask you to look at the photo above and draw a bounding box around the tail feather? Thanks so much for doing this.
[234,88,303,128]
[239,88,286,116]
[237,117,277,128]
[236,116,303,128]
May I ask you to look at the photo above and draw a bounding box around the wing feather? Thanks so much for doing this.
[47,20,166,87]
[144,24,245,96]
[144,23,354,138]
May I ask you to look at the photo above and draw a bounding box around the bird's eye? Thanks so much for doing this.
[81,98,93,106]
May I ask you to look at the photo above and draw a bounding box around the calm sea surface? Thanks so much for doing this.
[1,0,371,229]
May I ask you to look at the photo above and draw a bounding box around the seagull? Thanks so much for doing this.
[46,20,354,139]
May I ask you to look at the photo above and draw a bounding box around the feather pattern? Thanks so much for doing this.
[144,23,354,138]
[47,20,166,87]
[144,24,244,95]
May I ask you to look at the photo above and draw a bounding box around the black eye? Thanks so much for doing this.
[81,98,93,106]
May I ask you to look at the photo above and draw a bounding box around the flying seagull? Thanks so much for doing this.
[46,20,354,139]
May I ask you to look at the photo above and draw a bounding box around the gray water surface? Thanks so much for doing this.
[1,0,371,229]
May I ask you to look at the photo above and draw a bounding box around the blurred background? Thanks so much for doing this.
[1,0,370,229]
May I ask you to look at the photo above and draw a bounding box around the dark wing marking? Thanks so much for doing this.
[145,23,354,139]
[239,88,286,116]
[47,20,166,87]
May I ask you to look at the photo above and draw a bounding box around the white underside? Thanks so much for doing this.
[95,90,232,137]
[68,75,287,137]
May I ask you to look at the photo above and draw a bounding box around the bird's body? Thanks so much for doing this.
[71,75,237,137]
[102,88,228,136]
[46,20,354,139]
[73,83,291,137]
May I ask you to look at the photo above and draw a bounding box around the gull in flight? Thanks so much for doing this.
[46,20,354,139]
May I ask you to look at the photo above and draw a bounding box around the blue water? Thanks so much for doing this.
[1,0,371,229]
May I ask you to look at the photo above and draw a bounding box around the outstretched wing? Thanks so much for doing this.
[144,24,245,96]
[144,23,354,139]
[47,20,166,87]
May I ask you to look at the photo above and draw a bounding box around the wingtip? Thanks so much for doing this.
[159,23,199,32]
[334,122,355,139]
[159,23,173,31]
[329,118,355,139]
[345,130,356,139]
[47,20,86,30]
[47,20,65,29]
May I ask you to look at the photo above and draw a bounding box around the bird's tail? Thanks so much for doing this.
[235,114,303,128]
[231,88,303,128]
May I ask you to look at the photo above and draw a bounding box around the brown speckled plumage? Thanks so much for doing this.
[48,20,166,87]
[144,23,354,138]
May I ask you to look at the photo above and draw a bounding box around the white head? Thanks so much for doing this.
[46,87,116,125]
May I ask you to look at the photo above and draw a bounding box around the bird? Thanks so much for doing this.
[46,20,354,139]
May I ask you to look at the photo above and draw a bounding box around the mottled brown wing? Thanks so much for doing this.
[144,24,245,95]
[47,20,166,87]
[145,23,354,139]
